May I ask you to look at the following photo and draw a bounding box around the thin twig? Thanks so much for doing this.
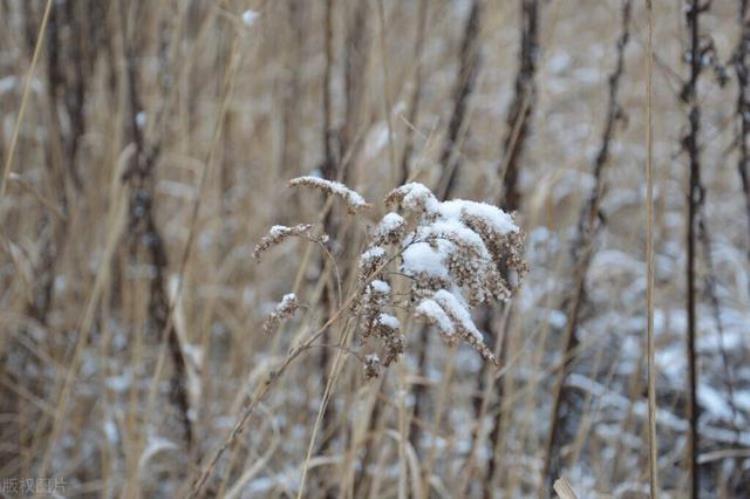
[683,1,708,495]
[498,0,540,212]
[645,1,659,495]
[735,0,750,260]
[541,1,632,491]
[0,0,54,199]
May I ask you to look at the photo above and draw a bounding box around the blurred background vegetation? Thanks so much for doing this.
[1,0,749,497]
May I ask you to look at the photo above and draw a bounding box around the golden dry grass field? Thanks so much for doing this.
[1,0,750,497]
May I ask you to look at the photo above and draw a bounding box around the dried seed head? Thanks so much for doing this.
[258,178,526,379]
[385,182,440,216]
[415,298,456,344]
[382,333,405,367]
[289,176,370,213]
[373,313,405,366]
[253,224,313,260]
[415,290,496,365]
[372,212,407,246]
[262,293,300,334]
[360,280,391,338]
[361,308,404,367]
[359,246,388,282]
[363,354,381,379]
[461,212,527,284]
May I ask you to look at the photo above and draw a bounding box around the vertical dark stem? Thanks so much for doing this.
[541,0,631,493]
[340,0,370,174]
[28,0,103,323]
[317,0,341,468]
[321,0,335,178]
[314,2,371,480]
[484,2,541,494]
[481,308,509,499]
[62,0,86,191]
[735,0,750,260]
[409,324,430,453]
[498,0,539,212]
[436,0,482,200]
[399,0,429,185]
[319,0,368,468]
[120,2,193,450]
[683,1,707,496]
[697,218,739,434]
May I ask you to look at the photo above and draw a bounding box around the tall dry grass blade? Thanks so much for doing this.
[38,143,133,479]
[645,1,659,496]
[399,0,429,184]
[0,0,54,199]
[376,0,398,187]
[552,477,578,499]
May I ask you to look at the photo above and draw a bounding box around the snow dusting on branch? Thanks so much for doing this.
[257,178,525,376]
[289,176,370,213]
[262,293,300,334]
[359,182,526,368]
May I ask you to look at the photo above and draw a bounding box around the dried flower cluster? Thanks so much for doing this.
[289,176,370,213]
[363,354,381,380]
[360,182,526,371]
[255,177,526,378]
[262,293,300,334]
[358,279,404,370]
[253,224,314,260]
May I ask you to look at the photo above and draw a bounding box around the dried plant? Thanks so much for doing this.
[252,223,315,260]
[8,2,750,497]
[262,293,300,334]
[258,178,526,377]
[288,176,370,213]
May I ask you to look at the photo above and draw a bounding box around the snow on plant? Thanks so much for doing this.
[253,224,314,260]
[288,176,370,213]
[255,178,526,378]
[363,183,527,369]
[262,293,300,334]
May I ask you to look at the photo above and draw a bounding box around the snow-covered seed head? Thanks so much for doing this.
[372,212,407,246]
[262,293,300,334]
[416,291,496,365]
[363,354,381,379]
[461,212,527,282]
[385,182,440,217]
[258,177,525,380]
[386,185,525,366]
[253,224,313,260]
[289,176,370,213]
[361,310,404,367]
[360,281,391,337]
[359,246,388,282]
[373,312,405,366]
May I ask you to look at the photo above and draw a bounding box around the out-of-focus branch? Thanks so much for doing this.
[542,0,632,493]
[682,1,710,496]
[497,0,540,212]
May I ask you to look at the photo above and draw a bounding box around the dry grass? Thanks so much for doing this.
[1,0,749,497]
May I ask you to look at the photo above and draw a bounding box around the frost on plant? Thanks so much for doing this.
[253,224,314,260]
[262,293,300,334]
[289,176,370,213]
[361,182,526,369]
[256,179,526,377]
